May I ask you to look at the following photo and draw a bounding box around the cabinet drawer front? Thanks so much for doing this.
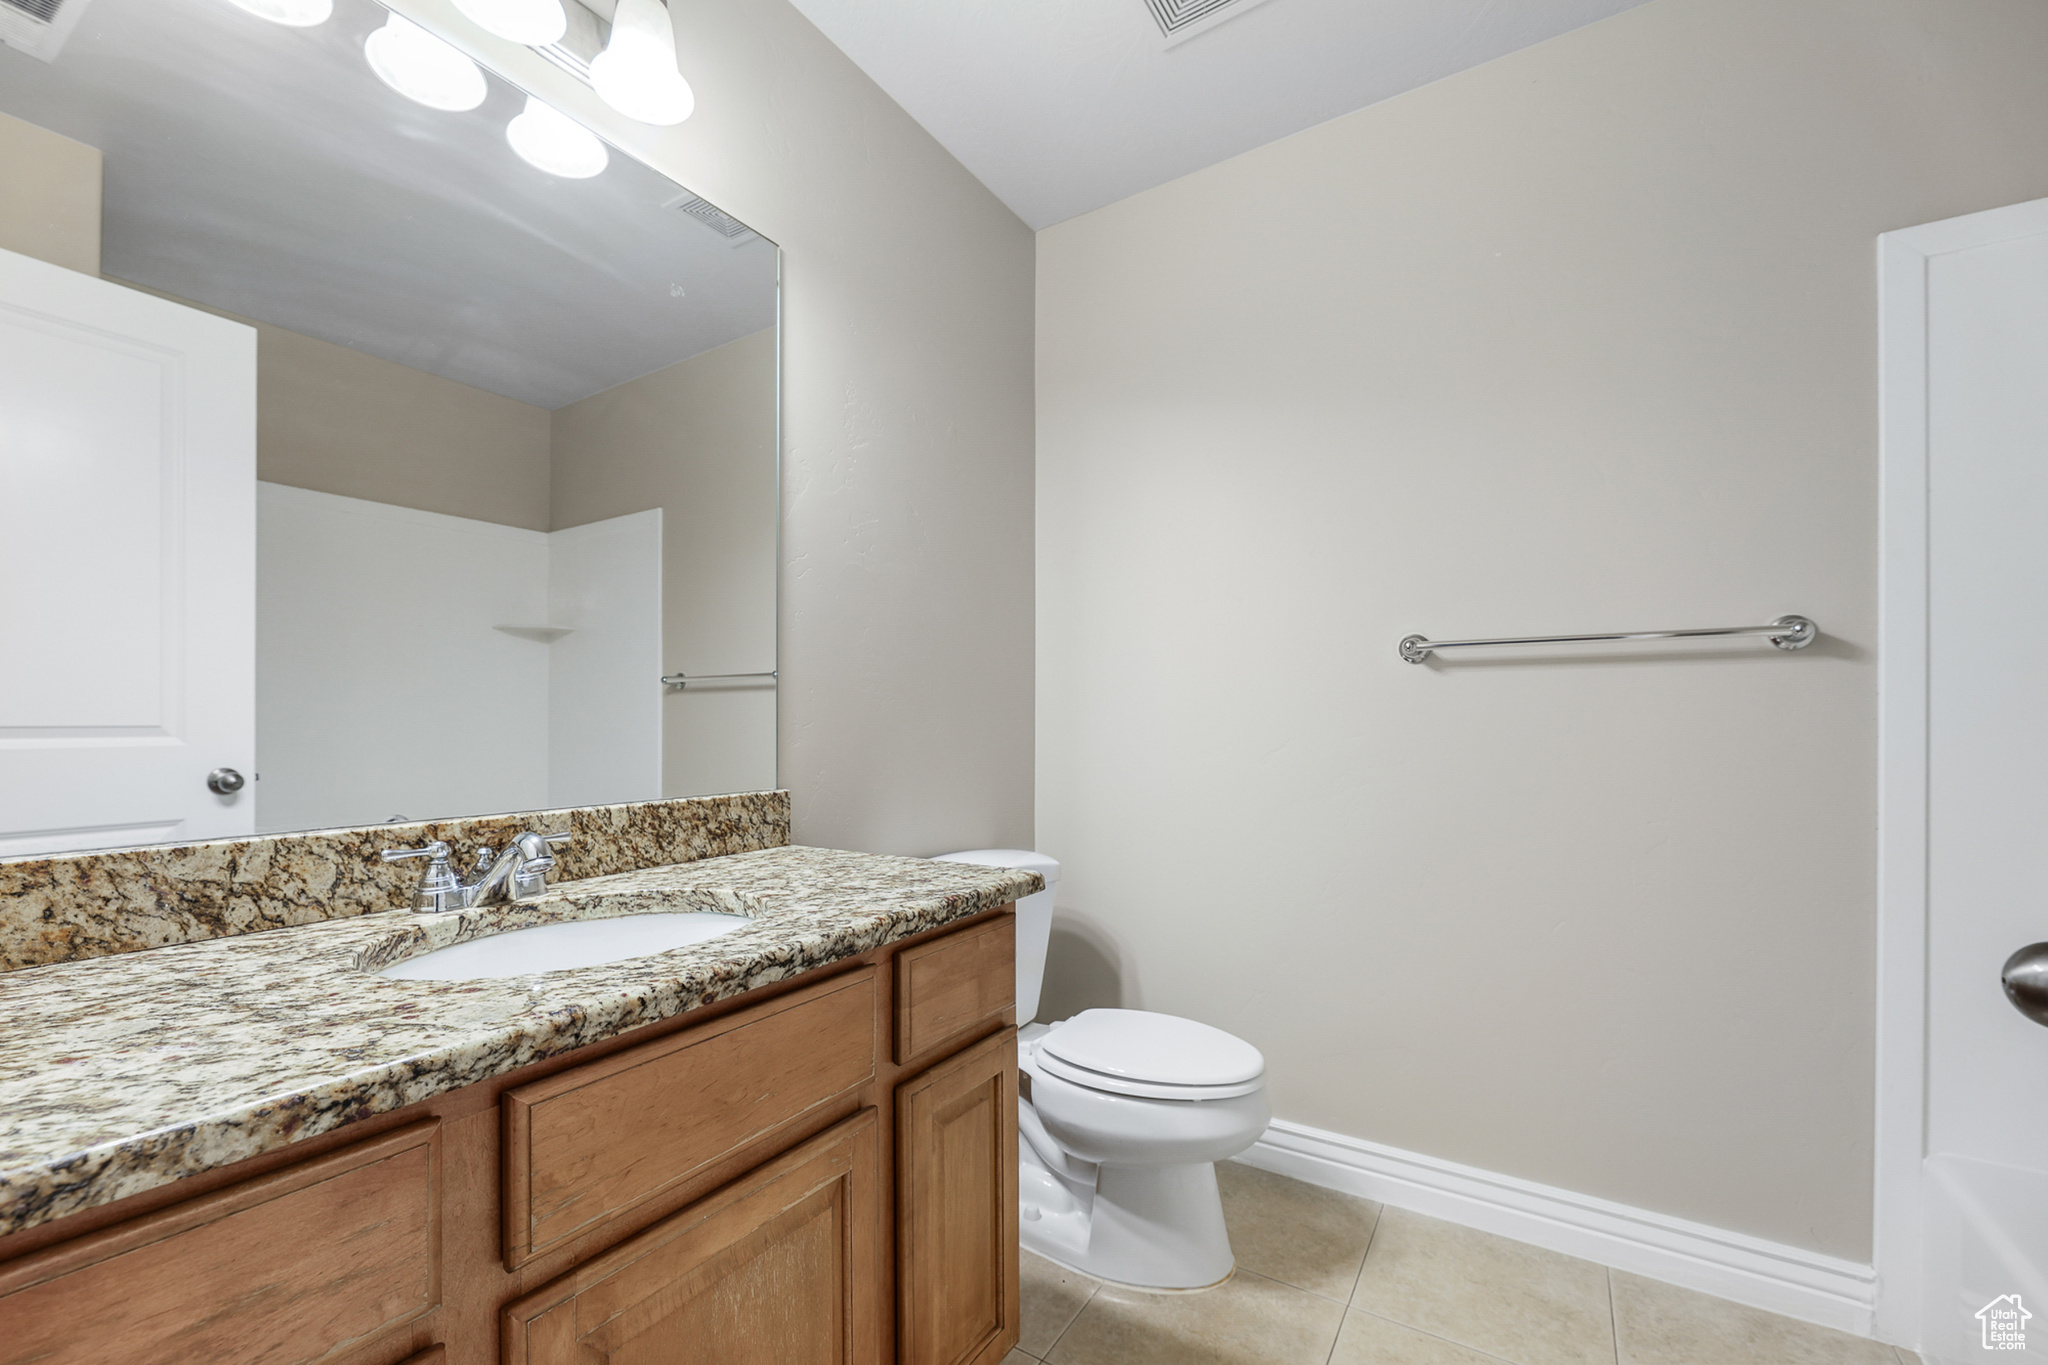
[503,1109,882,1365]
[0,1121,440,1365]
[894,914,1015,1064]
[503,967,877,1266]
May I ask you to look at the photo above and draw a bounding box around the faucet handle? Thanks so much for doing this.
[380,840,450,864]
[379,841,464,913]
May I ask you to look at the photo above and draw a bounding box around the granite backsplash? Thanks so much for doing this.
[0,791,790,972]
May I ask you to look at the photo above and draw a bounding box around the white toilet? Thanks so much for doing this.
[935,850,1270,1290]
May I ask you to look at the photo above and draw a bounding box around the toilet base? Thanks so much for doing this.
[1019,1139,1236,1290]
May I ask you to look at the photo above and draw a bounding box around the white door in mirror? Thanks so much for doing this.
[0,248,256,859]
[376,911,748,980]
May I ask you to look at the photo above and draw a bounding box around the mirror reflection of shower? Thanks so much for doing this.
[0,0,778,848]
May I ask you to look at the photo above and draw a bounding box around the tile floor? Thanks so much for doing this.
[1001,1162,1920,1365]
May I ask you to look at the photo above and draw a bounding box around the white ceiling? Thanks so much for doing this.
[785,0,1653,229]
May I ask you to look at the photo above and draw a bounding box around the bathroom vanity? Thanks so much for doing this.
[0,797,1035,1365]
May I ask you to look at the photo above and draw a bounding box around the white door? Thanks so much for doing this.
[1896,201,2048,1362]
[0,246,256,858]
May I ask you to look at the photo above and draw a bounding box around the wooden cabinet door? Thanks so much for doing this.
[896,1029,1019,1365]
[502,1109,882,1365]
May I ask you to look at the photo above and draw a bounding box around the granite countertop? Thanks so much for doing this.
[0,845,1042,1239]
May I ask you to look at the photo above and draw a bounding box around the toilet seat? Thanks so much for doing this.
[1032,1009,1265,1101]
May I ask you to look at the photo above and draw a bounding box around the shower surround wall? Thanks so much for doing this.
[1036,0,2048,1270]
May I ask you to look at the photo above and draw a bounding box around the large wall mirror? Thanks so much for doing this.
[0,0,778,858]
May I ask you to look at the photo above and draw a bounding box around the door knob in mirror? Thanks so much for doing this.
[2002,942,2048,1027]
[206,767,246,795]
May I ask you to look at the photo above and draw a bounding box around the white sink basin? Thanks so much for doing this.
[377,911,749,981]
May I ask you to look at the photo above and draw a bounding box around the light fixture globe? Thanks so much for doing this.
[590,0,694,126]
[223,0,333,25]
[365,14,488,112]
[507,96,608,179]
[452,0,567,47]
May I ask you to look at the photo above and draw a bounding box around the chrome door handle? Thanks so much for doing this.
[2002,943,2048,1027]
[206,767,245,795]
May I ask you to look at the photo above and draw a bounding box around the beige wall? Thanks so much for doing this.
[1036,0,2048,1261]
[392,0,1037,855]
[253,320,552,531]
[112,279,554,531]
[554,329,778,797]
[0,110,100,276]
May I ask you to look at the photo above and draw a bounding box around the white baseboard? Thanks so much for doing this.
[1238,1119,1879,1339]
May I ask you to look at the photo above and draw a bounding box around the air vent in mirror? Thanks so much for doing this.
[664,193,758,246]
[0,0,90,61]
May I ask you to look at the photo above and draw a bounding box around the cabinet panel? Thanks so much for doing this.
[502,1109,883,1365]
[0,1120,440,1365]
[896,1029,1019,1365]
[503,967,876,1266]
[894,915,1014,1065]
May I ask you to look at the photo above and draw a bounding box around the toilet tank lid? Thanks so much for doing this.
[1039,1008,1264,1087]
[932,848,1059,886]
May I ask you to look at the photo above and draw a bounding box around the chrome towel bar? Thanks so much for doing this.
[1399,615,1817,664]
[659,670,779,687]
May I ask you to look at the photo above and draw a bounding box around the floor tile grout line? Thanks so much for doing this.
[1214,1267,1347,1365]
[1608,1266,1622,1365]
[1260,1269,1363,1308]
[1344,1306,1527,1365]
[1347,1201,1384,1308]
[1037,1272,1099,1363]
[1321,1307,1344,1365]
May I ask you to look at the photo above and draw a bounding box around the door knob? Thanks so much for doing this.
[206,767,246,795]
[2002,943,2048,1027]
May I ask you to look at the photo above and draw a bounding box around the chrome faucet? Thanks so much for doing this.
[380,830,574,912]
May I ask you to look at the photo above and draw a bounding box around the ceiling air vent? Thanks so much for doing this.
[663,193,758,247]
[0,0,93,62]
[534,0,608,85]
[1141,0,1277,47]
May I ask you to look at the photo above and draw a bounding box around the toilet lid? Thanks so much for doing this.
[1033,1048,1266,1101]
[1037,1009,1265,1098]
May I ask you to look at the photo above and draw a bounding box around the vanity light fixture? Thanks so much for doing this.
[589,0,694,126]
[364,13,488,112]
[222,0,334,25]
[452,0,567,47]
[506,95,608,178]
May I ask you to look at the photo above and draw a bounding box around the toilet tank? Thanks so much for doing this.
[933,849,1059,1024]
